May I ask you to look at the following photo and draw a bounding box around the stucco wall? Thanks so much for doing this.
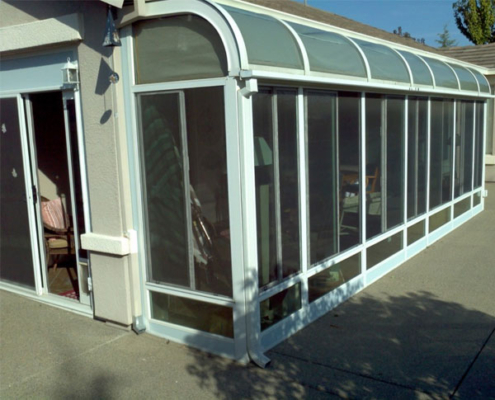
[0,1,137,325]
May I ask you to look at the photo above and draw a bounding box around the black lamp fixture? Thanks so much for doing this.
[103,5,121,47]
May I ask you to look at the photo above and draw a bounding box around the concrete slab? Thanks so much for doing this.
[1,184,494,399]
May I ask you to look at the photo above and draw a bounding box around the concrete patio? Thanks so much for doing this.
[1,184,494,399]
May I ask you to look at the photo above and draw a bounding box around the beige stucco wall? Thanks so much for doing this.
[0,2,138,325]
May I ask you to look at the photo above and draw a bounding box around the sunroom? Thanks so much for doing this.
[118,0,491,365]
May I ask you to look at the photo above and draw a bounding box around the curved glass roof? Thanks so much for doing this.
[420,57,458,89]
[288,22,367,78]
[448,64,478,92]
[223,6,304,70]
[353,39,410,83]
[217,4,490,95]
[468,68,491,93]
[398,51,433,86]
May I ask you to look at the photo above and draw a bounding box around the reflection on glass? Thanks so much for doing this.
[407,97,428,220]
[150,292,233,338]
[454,101,474,198]
[430,99,454,210]
[339,92,361,251]
[185,88,232,296]
[407,220,425,246]
[365,95,405,239]
[0,98,36,289]
[367,232,403,269]
[308,254,360,302]
[140,93,188,287]
[429,207,451,233]
[454,197,471,218]
[260,283,301,331]
[473,191,481,207]
[253,89,300,287]
[474,102,484,188]
[307,91,338,265]
[139,88,232,297]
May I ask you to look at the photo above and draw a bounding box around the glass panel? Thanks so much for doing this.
[339,92,361,251]
[454,197,471,218]
[308,254,360,302]
[253,90,276,286]
[430,99,454,210]
[473,191,481,206]
[474,102,485,188]
[0,98,36,289]
[150,292,233,338]
[133,15,228,84]
[278,90,301,279]
[223,6,303,69]
[366,95,405,239]
[288,22,366,77]
[253,88,300,287]
[139,93,189,287]
[429,207,451,232]
[398,51,433,86]
[307,91,338,265]
[422,57,458,89]
[449,64,478,92]
[354,39,409,83]
[367,232,403,269]
[454,101,474,198]
[139,88,232,297]
[469,68,491,93]
[407,97,428,220]
[407,220,425,246]
[260,283,301,331]
[185,87,232,297]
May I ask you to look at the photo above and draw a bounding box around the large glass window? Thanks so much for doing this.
[430,99,454,210]
[407,97,428,220]
[133,15,228,84]
[260,283,301,331]
[365,95,405,239]
[307,91,338,265]
[306,91,362,266]
[474,102,485,188]
[253,88,300,287]
[138,87,232,297]
[454,101,474,198]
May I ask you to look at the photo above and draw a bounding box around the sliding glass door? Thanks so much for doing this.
[0,97,36,289]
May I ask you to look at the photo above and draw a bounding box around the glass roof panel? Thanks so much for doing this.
[222,6,304,70]
[422,57,458,89]
[398,50,433,86]
[448,64,478,92]
[288,22,366,78]
[468,68,491,93]
[353,39,409,83]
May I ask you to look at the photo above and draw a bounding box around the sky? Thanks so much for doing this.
[292,0,471,48]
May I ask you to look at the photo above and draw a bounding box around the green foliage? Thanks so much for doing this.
[435,24,458,47]
[392,26,426,44]
[453,0,495,44]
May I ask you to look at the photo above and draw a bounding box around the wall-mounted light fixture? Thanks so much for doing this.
[61,57,79,88]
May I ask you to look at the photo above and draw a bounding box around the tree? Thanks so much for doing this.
[453,0,495,44]
[436,24,458,47]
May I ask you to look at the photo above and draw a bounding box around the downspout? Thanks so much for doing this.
[238,78,271,368]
